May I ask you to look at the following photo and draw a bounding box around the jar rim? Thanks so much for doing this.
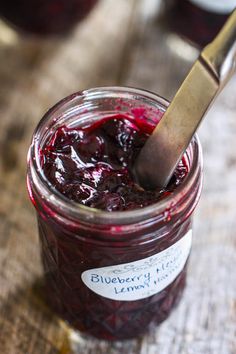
[28,86,203,225]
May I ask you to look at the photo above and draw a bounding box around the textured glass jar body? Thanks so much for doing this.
[27,87,203,340]
[0,0,97,36]
[166,0,235,47]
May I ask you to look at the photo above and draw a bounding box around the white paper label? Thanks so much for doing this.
[81,230,192,301]
[190,0,236,14]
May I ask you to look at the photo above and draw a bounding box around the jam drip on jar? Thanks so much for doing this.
[41,112,188,211]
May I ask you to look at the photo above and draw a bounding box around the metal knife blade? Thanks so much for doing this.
[134,8,236,189]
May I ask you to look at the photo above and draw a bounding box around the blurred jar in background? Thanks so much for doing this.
[0,0,98,36]
[165,0,236,47]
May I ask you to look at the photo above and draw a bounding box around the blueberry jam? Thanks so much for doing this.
[28,89,202,341]
[0,0,97,35]
[167,0,229,47]
[41,113,188,211]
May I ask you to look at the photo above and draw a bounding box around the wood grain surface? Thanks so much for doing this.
[0,1,235,353]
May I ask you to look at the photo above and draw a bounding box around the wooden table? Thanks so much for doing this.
[0,1,235,353]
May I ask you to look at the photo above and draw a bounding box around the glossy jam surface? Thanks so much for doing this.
[0,0,97,35]
[167,0,229,47]
[41,112,188,211]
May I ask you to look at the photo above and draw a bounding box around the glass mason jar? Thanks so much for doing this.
[165,0,236,47]
[0,0,98,36]
[27,87,203,340]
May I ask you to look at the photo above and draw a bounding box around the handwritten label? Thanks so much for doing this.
[81,230,192,301]
[190,0,236,14]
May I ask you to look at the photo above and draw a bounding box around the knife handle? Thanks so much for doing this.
[201,8,236,85]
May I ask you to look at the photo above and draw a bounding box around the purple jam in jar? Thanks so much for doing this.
[27,87,203,340]
[41,113,188,211]
[166,0,234,47]
[0,0,98,35]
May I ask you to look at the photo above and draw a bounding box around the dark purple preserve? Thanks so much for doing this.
[166,0,233,47]
[27,88,203,340]
[41,113,188,211]
[0,0,97,35]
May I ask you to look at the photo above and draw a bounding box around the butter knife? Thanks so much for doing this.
[134,8,236,189]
